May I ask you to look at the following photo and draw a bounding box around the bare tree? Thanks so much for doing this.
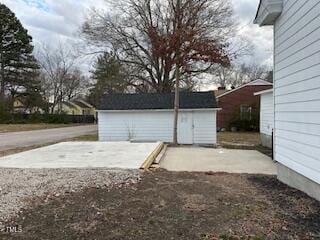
[82,0,233,144]
[212,63,271,88]
[82,0,233,94]
[240,63,270,83]
[37,44,86,113]
[64,69,88,100]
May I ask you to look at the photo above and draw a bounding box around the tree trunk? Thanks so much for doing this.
[173,68,180,144]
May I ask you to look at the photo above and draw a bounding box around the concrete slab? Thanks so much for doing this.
[0,142,161,169]
[0,125,98,151]
[160,147,277,175]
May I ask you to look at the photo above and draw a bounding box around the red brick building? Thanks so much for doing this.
[215,79,273,130]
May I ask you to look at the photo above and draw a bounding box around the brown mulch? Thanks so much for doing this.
[1,170,320,240]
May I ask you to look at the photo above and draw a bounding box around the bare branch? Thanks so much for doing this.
[82,0,234,92]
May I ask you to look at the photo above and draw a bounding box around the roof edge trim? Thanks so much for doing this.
[254,0,283,26]
[254,88,273,96]
[216,79,272,99]
[97,108,221,112]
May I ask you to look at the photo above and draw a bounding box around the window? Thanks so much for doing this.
[240,104,252,120]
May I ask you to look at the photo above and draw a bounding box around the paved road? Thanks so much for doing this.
[0,125,98,151]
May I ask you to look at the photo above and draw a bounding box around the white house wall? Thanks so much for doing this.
[98,110,217,145]
[260,92,274,136]
[274,0,320,184]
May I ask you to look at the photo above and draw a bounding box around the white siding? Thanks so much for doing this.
[193,111,217,144]
[260,92,274,136]
[98,110,217,145]
[274,0,320,184]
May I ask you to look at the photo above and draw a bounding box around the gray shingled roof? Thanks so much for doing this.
[98,91,218,110]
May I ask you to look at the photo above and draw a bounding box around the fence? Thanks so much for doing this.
[0,113,95,124]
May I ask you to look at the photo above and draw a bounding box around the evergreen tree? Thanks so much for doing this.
[19,71,47,113]
[88,52,127,107]
[0,3,39,111]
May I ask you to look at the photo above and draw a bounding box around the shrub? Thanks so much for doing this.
[0,113,94,124]
[229,118,259,131]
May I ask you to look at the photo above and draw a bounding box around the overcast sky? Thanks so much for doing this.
[1,0,274,72]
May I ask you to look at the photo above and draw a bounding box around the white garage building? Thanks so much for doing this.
[97,92,219,145]
[254,89,274,148]
[255,0,320,201]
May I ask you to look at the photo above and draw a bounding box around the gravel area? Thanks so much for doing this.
[0,168,141,222]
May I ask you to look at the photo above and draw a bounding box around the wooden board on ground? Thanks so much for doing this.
[140,142,164,170]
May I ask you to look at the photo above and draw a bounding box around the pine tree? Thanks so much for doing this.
[88,52,127,107]
[0,3,39,110]
[18,70,47,113]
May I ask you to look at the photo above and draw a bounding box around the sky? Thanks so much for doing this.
[1,0,274,73]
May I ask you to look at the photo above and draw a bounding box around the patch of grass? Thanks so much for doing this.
[249,236,266,240]
[148,219,156,225]
[0,124,87,133]
[0,134,98,157]
[69,134,98,141]
[217,235,266,240]
[0,144,51,157]
[218,132,261,146]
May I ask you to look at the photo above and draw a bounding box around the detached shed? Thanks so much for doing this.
[254,89,274,148]
[97,92,219,145]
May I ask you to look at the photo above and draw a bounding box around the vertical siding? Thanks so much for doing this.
[260,92,274,136]
[98,110,217,144]
[274,0,320,184]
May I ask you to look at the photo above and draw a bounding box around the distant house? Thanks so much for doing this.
[97,92,219,145]
[215,79,272,130]
[254,89,274,148]
[55,97,95,116]
[13,99,25,113]
[13,98,44,114]
[254,0,320,201]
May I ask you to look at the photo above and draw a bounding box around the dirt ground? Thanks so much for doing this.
[0,124,84,133]
[2,170,319,240]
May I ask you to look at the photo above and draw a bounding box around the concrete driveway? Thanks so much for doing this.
[160,147,277,175]
[0,125,97,151]
[0,141,160,169]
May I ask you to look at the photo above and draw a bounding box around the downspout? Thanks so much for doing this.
[273,26,276,161]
